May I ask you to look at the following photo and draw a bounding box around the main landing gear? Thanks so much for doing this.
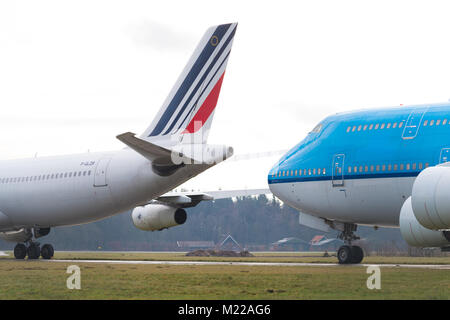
[14,241,54,259]
[12,227,54,260]
[336,223,364,264]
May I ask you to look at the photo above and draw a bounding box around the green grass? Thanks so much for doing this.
[0,258,448,299]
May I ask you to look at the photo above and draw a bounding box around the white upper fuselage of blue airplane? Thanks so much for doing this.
[268,102,450,253]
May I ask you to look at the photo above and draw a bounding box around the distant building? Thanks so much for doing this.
[216,235,243,251]
[176,241,215,250]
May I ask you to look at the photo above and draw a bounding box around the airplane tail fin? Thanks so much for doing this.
[140,23,238,146]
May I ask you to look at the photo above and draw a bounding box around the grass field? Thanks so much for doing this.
[0,251,448,299]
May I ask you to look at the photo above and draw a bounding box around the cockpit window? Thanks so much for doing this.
[310,123,323,133]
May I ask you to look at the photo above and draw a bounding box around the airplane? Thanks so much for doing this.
[268,103,450,264]
[0,22,267,260]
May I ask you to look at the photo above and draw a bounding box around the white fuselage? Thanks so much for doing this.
[0,149,209,231]
[269,177,414,227]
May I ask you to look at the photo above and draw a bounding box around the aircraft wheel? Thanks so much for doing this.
[41,244,54,259]
[337,245,353,264]
[350,246,364,264]
[14,243,27,259]
[27,243,40,259]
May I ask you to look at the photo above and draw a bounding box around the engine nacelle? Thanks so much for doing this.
[400,197,450,247]
[132,204,187,231]
[411,166,450,230]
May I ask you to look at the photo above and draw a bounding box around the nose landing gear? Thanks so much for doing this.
[336,223,364,264]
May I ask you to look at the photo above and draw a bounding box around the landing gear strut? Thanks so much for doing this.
[336,223,364,264]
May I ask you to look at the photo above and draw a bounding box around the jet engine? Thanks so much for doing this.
[400,197,450,247]
[131,204,187,231]
[411,166,450,230]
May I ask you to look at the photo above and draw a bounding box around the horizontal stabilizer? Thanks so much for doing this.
[116,132,195,165]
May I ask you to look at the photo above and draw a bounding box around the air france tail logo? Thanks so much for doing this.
[147,23,236,138]
[210,35,219,46]
[182,72,225,134]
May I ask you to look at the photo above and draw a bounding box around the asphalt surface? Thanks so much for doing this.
[47,259,450,269]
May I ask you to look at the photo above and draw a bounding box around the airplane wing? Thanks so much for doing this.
[155,188,271,208]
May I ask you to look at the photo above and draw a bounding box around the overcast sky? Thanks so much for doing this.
[2,0,450,190]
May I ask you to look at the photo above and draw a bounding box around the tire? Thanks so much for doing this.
[337,245,353,264]
[41,244,54,259]
[14,243,27,259]
[350,246,364,264]
[27,243,40,259]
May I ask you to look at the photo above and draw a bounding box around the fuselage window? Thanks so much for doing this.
[387,123,391,128]
[406,163,410,170]
[323,168,326,175]
[303,169,307,175]
[370,165,374,172]
[353,166,357,173]
[423,120,428,126]
[348,166,352,173]
[393,122,397,128]
[78,172,82,176]
[399,122,404,128]
[380,123,385,129]
[352,126,356,132]
[394,164,398,170]
[317,168,321,175]
[419,163,423,170]
[290,170,293,176]
[308,169,311,175]
[294,170,297,176]
[363,125,368,130]
[425,163,429,168]
[376,165,380,171]
[364,165,368,172]
[282,171,285,177]
[64,173,67,178]
[388,164,392,171]
[311,123,323,133]
[412,163,417,170]
[375,124,379,130]
[298,170,302,176]
[430,120,434,126]
[359,166,363,173]
[382,164,386,171]
[400,164,404,170]
[436,119,441,126]
[369,124,373,130]
[357,125,362,131]
[346,126,351,133]
[444,119,448,125]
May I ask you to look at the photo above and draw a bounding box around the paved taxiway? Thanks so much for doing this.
[47,259,450,269]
